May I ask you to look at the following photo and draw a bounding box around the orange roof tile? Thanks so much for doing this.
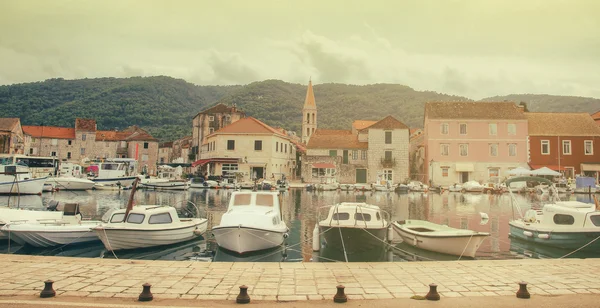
[96,130,129,141]
[303,79,316,107]
[75,118,97,131]
[212,117,287,137]
[307,129,367,149]
[591,110,600,120]
[425,102,526,120]
[365,116,409,130]
[352,120,377,131]
[0,118,20,132]
[526,112,600,136]
[23,126,75,139]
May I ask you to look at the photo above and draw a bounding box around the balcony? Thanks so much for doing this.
[380,158,396,168]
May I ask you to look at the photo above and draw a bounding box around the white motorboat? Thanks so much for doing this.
[0,164,47,195]
[392,220,489,258]
[47,163,95,191]
[212,191,288,254]
[447,183,463,192]
[353,183,370,191]
[141,180,189,190]
[88,159,137,187]
[372,181,394,192]
[238,182,255,190]
[137,176,170,189]
[339,184,354,191]
[94,205,208,251]
[407,181,428,192]
[461,181,485,193]
[316,177,339,191]
[395,183,409,193]
[317,202,390,255]
[1,203,101,247]
[0,202,63,240]
[555,183,572,194]
[507,176,600,251]
[189,178,220,189]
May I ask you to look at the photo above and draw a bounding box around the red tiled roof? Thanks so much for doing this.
[159,141,173,148]
[307,129,367,149]
[96,130,129,141]
[526,112,600,136]
[0,118,19,132]
[365,116,409,130]
[75,118,96,131]
[591,110,600,120]
[212,117,286,137]
[352,120,377,131]
[425,102,526,120]
[23,126,75,139]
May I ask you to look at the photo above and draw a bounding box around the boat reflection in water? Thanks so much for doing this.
[509,237,596,259]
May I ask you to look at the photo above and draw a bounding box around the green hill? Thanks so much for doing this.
[2,77,599,142]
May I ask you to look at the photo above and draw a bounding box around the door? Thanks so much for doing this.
[355,169,367,183]
[251,167,264,180]
[460,172,469,183]
[343,150,349,164]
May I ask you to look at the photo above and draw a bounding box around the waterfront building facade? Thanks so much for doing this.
[527,112,600,180]
[423,102,529,186]
[191,103,245,161]
[0,118,25,154]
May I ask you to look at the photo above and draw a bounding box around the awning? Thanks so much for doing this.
[528,164,567,171]
[192,158,240,167]
[581,163,600,172]
[312,163,335,169]
[455,163,474,172]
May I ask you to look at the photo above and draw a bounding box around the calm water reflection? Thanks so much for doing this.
[0,189,596,262]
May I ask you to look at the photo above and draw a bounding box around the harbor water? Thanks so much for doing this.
[0,188,597,262]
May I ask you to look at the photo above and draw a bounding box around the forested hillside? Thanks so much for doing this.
[2,76,599,142]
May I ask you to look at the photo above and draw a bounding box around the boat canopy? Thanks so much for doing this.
[505,176,553,187]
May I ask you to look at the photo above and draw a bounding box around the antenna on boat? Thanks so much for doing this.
[124,177,140,219]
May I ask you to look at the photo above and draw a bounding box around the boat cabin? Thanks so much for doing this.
[105,206,187,226]
[533,201,600,229]
[320,202,388,228]
[220,192,283,228]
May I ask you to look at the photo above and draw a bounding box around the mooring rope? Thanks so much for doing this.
[457,233,475,261]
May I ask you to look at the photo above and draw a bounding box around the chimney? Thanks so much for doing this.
[517,102,528,112]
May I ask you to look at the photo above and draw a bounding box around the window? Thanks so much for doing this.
[354,213,372,221]
[32,137,36,143]
[209,127,214,133]
[489,143,498,156]
[80,148,85,155]
[509,144,517,156]
[143,142,149,149]
[227,140,235,150]
[285,144,287,153]
[562,140,571,155]
[564,167,574,179]
[332,212,350,220]
[256,194,274,207]
[276,142,279,152]
[459,144,468,156]
[585,140,593,155]
[127,213,145,224]
[489,123,497,136]
[440,123,449,135]
[441,167,449,177]
[82,134,86,141]
[385,131,392,144]
[110,213,125,223]
[329,150,337,157]
[149,213,172,224]
[361,150,367,160]
[68,140,72,145]
[51,151,56,157]
[67,152,71,159]
[489,168,499,177]
[352,150,358,160]
[29,148,34,155]
[208,116,214,121]
[459,123,467,135]
[508,124,516,135]
[142,154,148,161]
[51,138,58,145]
[590,215,600,226]
[440,144,449,156]
[553,214,574,225]
[541,140,550,155]
[254,140,262,151]
[383,169,392,181]
[233,194,252,206]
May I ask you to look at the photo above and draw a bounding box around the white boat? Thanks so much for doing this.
[372,181,394,192]
[555,183,572,194]
[212,191,288,254]
[395,183,409,193]
[0,164,47,195]
[189,178,220,189]
[94,205,208,251]
[138,176,170,189]
[352,183,370,191]
[407,181,428,192]
[447,183,463,192]
[88,159,137,187]
[238,182,255,190]
[391,220,489,258]
[1,203,101,247]
[507,176,600,251]
[48,177,95,191]
[141,180,189,190]
[0,204,63,240]
[339,184,354,191]
[317,202,390,255]
[461,180,485,193]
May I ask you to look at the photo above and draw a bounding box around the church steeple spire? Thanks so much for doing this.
[301,79,317,144]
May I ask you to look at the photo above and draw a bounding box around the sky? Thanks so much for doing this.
[1,0,599,99]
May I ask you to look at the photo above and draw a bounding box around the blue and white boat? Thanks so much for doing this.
[88,159,137,188]
[507,176,600,251]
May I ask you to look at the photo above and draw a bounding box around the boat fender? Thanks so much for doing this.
[283,233,289,239]
[193,228,203,236]
[312,224,320,251]
[538,233,550,240]
[386,226,394,243]
[523,231,533,237]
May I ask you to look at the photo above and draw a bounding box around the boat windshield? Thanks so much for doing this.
[102,163,120,170]
[255,194,274,207]
[232,194,252,206]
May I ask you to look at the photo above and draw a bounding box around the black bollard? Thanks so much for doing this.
[516,281,530,299]
[333,285,347,303]
[138,283,153,302]
[40,280,56,298]
[236,285,250,304]
[425,283,440,301]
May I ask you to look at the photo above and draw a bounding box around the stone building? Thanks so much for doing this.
[0,118,25,154]
[158,142,173,164]
[172,136,193,163]
[191,103,245,161]
[301,79,317,144]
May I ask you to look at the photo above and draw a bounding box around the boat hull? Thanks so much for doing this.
[509,222,600,251]
[212,226,288,254]
[49,177,95,191]
[2,222,101,247]
[392,223,488,258]
[91,176,137,187]
[95,219,207,251]
[0,177,47,195]
[141,182,189,190]
[319,225,387,254]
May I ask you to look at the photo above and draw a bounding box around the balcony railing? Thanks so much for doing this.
[380,158,396,168]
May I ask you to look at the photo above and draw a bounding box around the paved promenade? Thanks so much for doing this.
[0,255,599,301]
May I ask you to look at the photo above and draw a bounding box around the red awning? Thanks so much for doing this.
[312,163,335,169]
[192,159,211,167]
[528,164,567,171]
[192,158,240,167]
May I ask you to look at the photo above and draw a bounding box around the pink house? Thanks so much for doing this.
[423,102,529,186]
